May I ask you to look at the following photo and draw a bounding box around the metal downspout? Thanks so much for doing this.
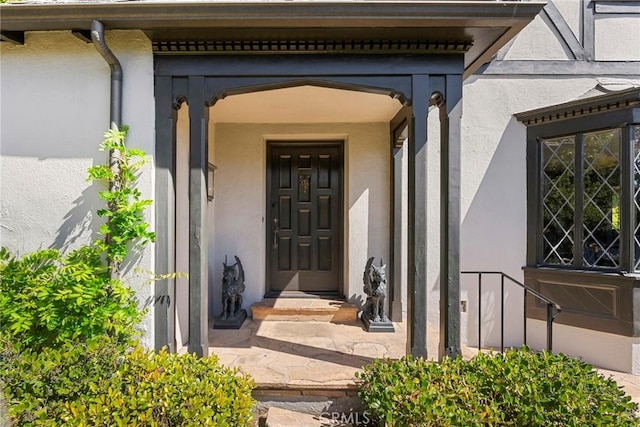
[91,20,122,127]
[91,20,123,279]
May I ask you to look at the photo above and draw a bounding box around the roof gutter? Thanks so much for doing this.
[90,19,123,279]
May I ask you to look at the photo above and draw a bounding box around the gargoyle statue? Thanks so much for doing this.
[221,255,245,320]
[363,257,388,323]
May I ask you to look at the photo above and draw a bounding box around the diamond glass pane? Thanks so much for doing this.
[634,126,640,271]
[582,129,621,268]
[542,137,575,265]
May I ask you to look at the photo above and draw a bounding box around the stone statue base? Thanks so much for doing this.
[361,314,395,333]
[213,309,247,330]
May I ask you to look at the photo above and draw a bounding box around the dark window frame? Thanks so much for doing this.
[517,89,640,337]
[521,103,639,273]
[538,126,625,271]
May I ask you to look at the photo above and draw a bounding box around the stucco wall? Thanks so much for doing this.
[208,122,390,316]
[459,76,602,349]
[456,2,640,371]
[528,320,640,374]
[0,30,156,347]
[595,15,640,61]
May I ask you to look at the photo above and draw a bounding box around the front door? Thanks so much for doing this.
[267,142,343,294]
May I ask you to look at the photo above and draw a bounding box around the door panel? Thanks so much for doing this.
[267,143,342,293]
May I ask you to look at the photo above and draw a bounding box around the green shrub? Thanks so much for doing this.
[1,335,255,426]
[65,347,255,426]
[0,334,122,425]
[356,347,639,426]
[0,246,142,350]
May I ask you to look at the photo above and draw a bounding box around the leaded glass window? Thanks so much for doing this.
[540,129,623,269]
[583,130,621,268]
[542,137,575,265]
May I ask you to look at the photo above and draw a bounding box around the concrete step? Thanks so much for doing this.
[260,400,368,427]
[254,384,367,426]
[251,298,358,322]
[265,407,324,427]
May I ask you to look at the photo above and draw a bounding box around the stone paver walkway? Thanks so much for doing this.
[208,319,640,404]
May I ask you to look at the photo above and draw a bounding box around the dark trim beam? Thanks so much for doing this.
[542,1,590,60]
[187,76,209,357]
[478,60,640,75]
[438,75,463,360]
[156,54,463,78]
[154,76,177,352]
[582,0,596,59]
[595,1,640,14]
[407,74,430,357]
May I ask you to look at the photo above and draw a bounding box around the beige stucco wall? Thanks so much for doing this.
[0,31,156,347]
[208,122,390,316]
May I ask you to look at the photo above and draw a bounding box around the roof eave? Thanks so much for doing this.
[0,1,546,77]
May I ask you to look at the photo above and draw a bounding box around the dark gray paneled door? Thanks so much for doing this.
[267,142,343,293]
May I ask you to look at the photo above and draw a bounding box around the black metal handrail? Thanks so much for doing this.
[461,271,561,352]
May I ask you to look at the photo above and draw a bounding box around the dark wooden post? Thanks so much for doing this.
[407,74,430,357]
[154,76,177,352]
[187,76,209,357]
[620,124,635,272]
[390,107,408,323]
[438,75,462,359]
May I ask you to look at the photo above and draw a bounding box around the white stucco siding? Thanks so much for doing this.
[595,15,640,61]
[528,320,640,374]
[553,0,582,39]
[499,5,640,63]
[0,30,156,347]
[459,76,603,348]
[209,122,390,316]
[503,14,572,61]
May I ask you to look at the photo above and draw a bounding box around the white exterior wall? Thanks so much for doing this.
[456,2,640,372]
[209,122,390,316]
[0,31,156,347]
[595,15,640,61]
[528,320,640,374]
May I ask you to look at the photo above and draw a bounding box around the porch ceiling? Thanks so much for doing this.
[210,85,403,124]
[0,1,546,78]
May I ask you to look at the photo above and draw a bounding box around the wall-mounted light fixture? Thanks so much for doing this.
[207,163,217,201]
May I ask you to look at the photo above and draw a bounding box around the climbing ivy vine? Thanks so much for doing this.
[87,126,156,276]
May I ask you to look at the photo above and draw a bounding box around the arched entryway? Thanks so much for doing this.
[154,54,463,360]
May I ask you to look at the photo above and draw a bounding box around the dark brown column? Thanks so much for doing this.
[187,76,209,357]
[154,76,177,352]
[390,108,408,323]
[407,75,430,357]
[438,75,462,360]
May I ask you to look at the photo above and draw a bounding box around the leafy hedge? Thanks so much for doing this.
[0,246,141,351]
[0,126,256,425]
[356,347,639,426]
[0,335,255,426]
[0,335,122,424]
